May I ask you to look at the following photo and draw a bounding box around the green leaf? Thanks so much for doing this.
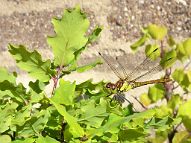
[0,135,11,143]
[76,59,102,73]
[0,68,16,83]
[183,38,191,56]
[47,6,89,66]
[88,26,102,43]
[36,135,60,143]
[176,38,191,61]
[140,93,151,106]
[102,133,118,142]
[154,106,173,117]
[8,44,52,82]
[51,79,75,105]
[78,99,108,128]
[0,102,18,133]
[89,109,155,137]
[167,94,182,110]
[172,69,185,83]
[160,50,177,68]
[29,80,46,94]
[178,99,191,131]
[148,84,165,102]
[172,69,191,91]
[12,104,32,126]
[0,81,28,103]
[130,34,148,50]
[167,36,176,47]
[32,109,51,133]
[118,128,145,141]
[12,138,35,143]
[147,24,167,40]
[176,43,187,61]
[49,99,84,137]
[145,44,160,60]
[172,131,190,143]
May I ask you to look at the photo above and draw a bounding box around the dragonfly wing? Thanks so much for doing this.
[131,64,163,82]
[126,56,161,81]
[98,52,127,79]
[126,48,160,81]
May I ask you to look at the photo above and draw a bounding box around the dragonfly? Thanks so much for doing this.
[98,47,172,103]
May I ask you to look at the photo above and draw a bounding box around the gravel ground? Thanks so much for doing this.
[0,0,190,84]
[108,0,191,41]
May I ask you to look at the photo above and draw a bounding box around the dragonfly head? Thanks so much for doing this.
[106,80,124,91]
[106,82,116,90]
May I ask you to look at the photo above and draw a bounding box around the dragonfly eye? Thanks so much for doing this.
[106,82,112,88]
[106,82,116,90]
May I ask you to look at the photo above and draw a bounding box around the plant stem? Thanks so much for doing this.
[51,66,63,96]
[160,41,173,101]
[60,118,67,143]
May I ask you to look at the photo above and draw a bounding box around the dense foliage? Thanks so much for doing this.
[0,6,191,143]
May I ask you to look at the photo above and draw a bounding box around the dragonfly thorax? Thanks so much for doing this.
[106,79,125,90]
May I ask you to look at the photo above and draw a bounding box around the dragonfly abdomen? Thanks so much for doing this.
[133,78,172,88]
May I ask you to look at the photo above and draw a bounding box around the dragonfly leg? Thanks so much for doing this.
[113,92,137,111]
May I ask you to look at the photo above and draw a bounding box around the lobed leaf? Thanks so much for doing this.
[130,34,148,51]
[147,24,167,40]
[0,68,16,83]
[178,99,191,131]
[145,44,160,60]
[51,79,75,105]
[36,135,60,143]
[47,6,89,66]
[148,84,165,102]
[8,44,52,82]
[160,50,177,68]
[49,99,84,138]
[0,135,11,143]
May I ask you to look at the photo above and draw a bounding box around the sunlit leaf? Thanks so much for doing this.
[167,36,176,47]
[76,59,102,73]
[12,104,32,126]
[167,94,182,110]
[178,99,191,131]
[183,38,191,56]
[36,135,60,143]
[0,68,16,83]
[78,99,108,128]
[172,69,191,91]
[8,44,52,82]
[118,128,145,142]
[0,102,18,133]
[51,79,75,105]
[49,99,84,137]
[47,6,89,66]
[140,93,151,106]
[147,24,167,40]
[172,69,185,83]
[160,50,177,68]
[172,131,190,143]
[148,84,165,102]
[145,44,160,60]
[88,26,102,43]
[0,135,11,143]
[0,81,28,103]
[29,80,46,94]
[130,34,148,50]
[12,138,35,143]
